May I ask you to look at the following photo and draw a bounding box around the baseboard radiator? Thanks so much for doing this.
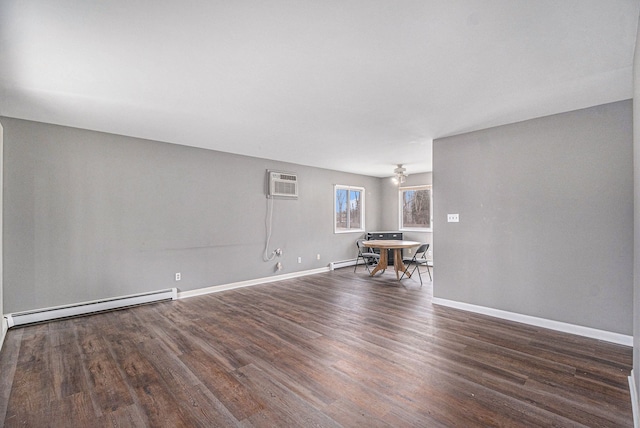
[329,259,357,270]
[5,288,178,328]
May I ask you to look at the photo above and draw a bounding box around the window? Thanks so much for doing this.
[399,185,432,231]
[334,185,365,233]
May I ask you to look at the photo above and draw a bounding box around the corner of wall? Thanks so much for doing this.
[629,370,639,428]
[632,7,640,420]
[0,317,7,353]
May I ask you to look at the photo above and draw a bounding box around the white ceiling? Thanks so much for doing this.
[1,1,638,177]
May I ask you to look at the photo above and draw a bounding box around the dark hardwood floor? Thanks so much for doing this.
[0,267,633,427]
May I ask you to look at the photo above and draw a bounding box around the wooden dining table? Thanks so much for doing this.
[361,240,421,279]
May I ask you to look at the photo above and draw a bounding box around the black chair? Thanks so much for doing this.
[400,243,431,285]
[354,239,381,273]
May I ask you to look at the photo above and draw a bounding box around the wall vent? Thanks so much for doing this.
[267,170,298,199]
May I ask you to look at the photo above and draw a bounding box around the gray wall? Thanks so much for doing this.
[433,100,633,335]
[1,117,382,313]
[0,122,3,327]
[633,10,640,408]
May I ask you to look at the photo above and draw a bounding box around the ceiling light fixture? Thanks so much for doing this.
[392,164,408,185]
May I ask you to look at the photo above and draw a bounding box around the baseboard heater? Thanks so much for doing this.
[5,288,178,328]
[329,259,357,270]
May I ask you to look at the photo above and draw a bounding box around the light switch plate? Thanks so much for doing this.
[447,213,459,222]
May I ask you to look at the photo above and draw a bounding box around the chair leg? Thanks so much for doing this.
[413,263,422,286]
[399,264,408,280]
[355,255,373,273]
[399,262,412,280]
[354,255,367,272]
[426,264,432,281]
[400,262,419,281]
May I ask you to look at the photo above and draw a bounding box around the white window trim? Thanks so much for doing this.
[334,184,366,234]
[399,184,432,232]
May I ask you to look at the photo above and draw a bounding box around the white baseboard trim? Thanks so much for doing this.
[0,317,7,353]
[177,267,331,299]
[630,370,639,428]
[432,297,632,347]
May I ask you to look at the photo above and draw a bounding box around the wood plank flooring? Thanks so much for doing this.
[0,268,633,427]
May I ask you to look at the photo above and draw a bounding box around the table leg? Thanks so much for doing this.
[370,248,388,276]
[394,249,410,279]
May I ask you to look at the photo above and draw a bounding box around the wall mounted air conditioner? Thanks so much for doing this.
[267,170,298,199]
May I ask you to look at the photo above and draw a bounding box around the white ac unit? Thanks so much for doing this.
[267,170,298,199]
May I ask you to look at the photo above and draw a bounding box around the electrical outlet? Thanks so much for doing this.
[297,257,302,263]
[276,262,283,271]
[316,254,321,260]
[408,248,412,254]
[447,213,459,222]
[175,272,181,281]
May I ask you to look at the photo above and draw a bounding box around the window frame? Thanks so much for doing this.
[334,184,366,234]
[399,185,432,232]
